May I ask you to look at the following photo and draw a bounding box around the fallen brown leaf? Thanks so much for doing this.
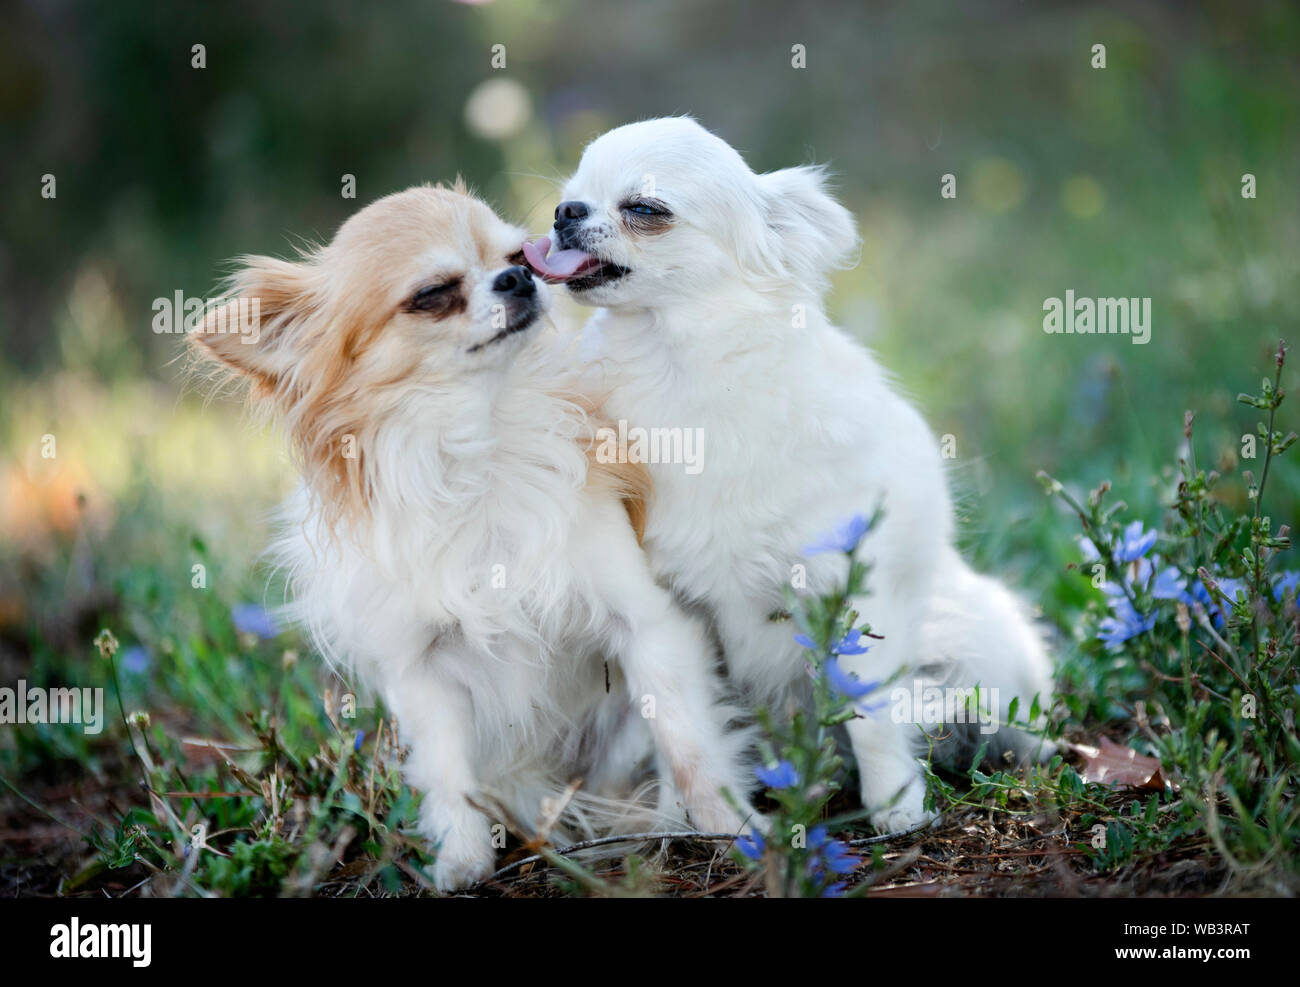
[1069,736,1170,791]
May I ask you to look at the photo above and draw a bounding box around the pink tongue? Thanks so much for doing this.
[522,236,598,281]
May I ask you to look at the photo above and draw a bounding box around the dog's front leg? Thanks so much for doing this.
[842,586,937,833]
[622,602,754,833]
[581,515,757,835]
[384,661,494,891]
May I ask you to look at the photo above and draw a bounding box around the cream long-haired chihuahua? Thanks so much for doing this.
[526,118,1054,832]
[192,184,752,890]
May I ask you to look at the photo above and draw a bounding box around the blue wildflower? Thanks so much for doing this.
[830,627,871,655]
[803,514,871,555]
[1185,577,1246,629]
[1181,579,1211,609]
[1273,571,1299,601]
[804,825,857,895]
[755,759,800,789]
[807,826,858,875]
[1097,597,1157,647]
[1151,566,1186,600]
[795,627,872,656]
[120,645,152,674]
[820,840,859,876]
[1101,557,1151,601]
[825,657,878,701]
[808,824,829,847]
[232,603,279,639]
[735,829,765,860]
[1216,577,1246,603]
[354,730,364,753]
[1105,558,1180,598]
[1115,521,1157,562]
[1131,556,1155,584]
[1101,579,1127,600]
[1179,579,1229,629]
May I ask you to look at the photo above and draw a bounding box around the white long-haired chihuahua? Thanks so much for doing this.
[526,118,1054,831]
[192,184,752,889]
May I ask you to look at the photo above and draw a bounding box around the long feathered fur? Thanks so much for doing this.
[190,185,752,890]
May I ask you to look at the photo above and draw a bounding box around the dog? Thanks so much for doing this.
[191,183,752,889]
[526,118,1055,831]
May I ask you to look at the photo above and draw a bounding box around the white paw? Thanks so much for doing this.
[432,837,495,892]
[868,782,937,834]
[425,814,496,892]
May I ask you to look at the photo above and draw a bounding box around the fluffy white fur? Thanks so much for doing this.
[274,359,751,888]
[194,186,752,890]
[543,118,1055,831]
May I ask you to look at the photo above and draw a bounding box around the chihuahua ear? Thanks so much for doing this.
[191,255,317,386]
[755,166,859,286]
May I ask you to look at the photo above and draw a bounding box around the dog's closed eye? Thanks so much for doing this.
[620,197,673,234]
[406,279,464,315]
[620,197,671,217]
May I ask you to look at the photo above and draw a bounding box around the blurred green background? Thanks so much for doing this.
[1,0,1297,663]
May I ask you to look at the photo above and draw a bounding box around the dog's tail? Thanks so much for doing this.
[917,546,1056,765]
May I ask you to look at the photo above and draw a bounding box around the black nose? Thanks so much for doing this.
[492,265,535,297]
[554,200,589,226]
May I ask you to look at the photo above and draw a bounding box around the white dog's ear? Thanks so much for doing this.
[191,255,318,388]
[753,166,859,285]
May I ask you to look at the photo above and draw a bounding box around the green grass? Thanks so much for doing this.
[2,1,1297,896]
[1,341,1295,897]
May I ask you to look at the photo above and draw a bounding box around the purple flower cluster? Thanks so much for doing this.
[755,759,800,790]
[1083,522,1280,647]
[795,515,883,712]
[805,826,858,897]
[734,824,859,897]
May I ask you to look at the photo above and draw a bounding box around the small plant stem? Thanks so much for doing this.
[1249,343,1285,671]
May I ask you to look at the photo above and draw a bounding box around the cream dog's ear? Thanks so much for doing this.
[191,255,319,387]
[755,166,859,286]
